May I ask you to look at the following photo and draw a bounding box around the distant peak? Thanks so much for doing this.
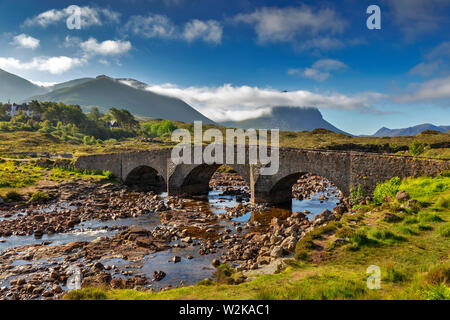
[96,75,112,80]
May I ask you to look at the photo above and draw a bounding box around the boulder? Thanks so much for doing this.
[212,259,221,267]
[396,191,410,202]
[153,270,166,281]
[270,246,284,258]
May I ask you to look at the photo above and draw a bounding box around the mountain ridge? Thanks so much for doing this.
[0,68,47,102]
[372,123,450,137]
[24,75,215,124]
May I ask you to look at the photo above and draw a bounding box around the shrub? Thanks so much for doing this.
[436,223,450,238]
[29,192,51,203]
[348,229,379,250]
[383,213,403,223]
[335,226,355,239]
[350,184,364,205]
[4,191,23,202]
[212,264,245,284]
[373,177,401,204]
[102,171,115,180]
[295,234,317,260]
[368,229,406,244]
[403,217,419,225]
[418,223,433,231]
[436,194,450,209]
[425,263,450,286]
[384,266,408,283]
[311,128,333,134]
[396,225,418,236]
[142,120,177,138]
[63,288,108,300]
[409,140,424,156]
[418,212,443,223]
[422,283,450,300]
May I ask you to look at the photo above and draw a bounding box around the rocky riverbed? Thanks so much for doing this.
[0,172,348,300]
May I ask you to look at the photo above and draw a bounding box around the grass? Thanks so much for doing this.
[0,159,114,199]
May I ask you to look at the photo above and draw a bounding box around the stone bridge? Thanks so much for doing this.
[75,147,449,204]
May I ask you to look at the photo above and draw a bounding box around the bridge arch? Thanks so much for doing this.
[124,165,166,192]
[168,163,250,197]
[253,170,344,204]
[252,149,351,204]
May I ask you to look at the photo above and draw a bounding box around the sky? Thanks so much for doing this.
[0,0,449,135]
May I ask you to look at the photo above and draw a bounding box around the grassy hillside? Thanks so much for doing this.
[1,123,448,159]
[65,173,450,300]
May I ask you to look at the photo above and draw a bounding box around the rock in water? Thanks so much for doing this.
[212,259,221,267]
[153,270,166,281]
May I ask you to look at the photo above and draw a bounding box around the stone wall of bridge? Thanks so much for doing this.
[75,147,450,204]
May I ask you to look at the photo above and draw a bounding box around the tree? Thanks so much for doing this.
[88,107,103,123]
[409,140,424,156]
[109,108,138,130]
[0,103,10,121]
[29,100,42,120]
[142,120,177,137]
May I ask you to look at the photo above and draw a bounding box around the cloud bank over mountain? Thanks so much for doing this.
[120,81,385,122]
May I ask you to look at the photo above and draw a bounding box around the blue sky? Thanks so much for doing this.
[0,0,449,135]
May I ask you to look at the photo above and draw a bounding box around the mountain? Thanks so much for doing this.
[0,68,47,102]
[47,78,93,92]
[220,106,349,135]
[373,124,450,137]
[26,75,214,123]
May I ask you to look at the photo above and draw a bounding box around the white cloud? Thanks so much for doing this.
[80,38,132,56]
[11,34,40,50]
[386,0,450,39]
[124,14,223,44]
[124,14,176,39]
[409,41,450,77]
[409,61,442,77]
[183,19,222,44]
[29,80,57,87]
[233,5,346,44]
[296,37,344,51]
[396,76,450,103]
[63,36,82,48]
[120,81,384,122]
[288,59,347,81]
[0,56,85,75]
[24,6,120,28]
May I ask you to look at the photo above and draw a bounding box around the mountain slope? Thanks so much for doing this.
[373,123,450,137]
[48,78,93,92]
[0,68,47,102]
[26,75,214,123]
[220,106,349,135]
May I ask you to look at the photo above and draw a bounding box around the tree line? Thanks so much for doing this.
[0,101,178,145]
